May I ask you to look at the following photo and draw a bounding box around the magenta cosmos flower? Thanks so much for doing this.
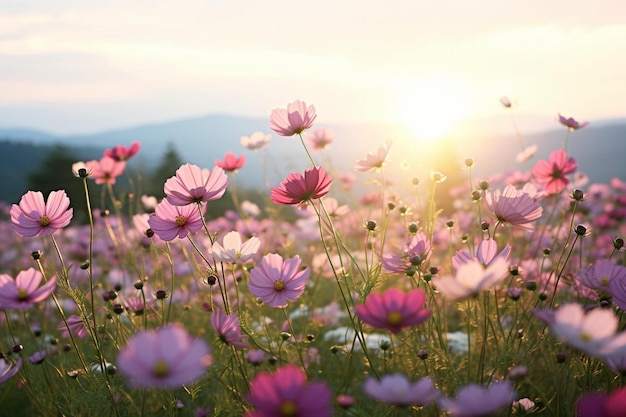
[439,380,517,417]
[10,190,73,237]
[355,288,431,334]
[215,152,246,172]
[57,315,88,339]
[117,324,212,389]
[270,100,317,136]
[248,253,310,308]
[558,113,589,130]
[532,149,578,195]
[210,309,249,349]
[363,374,440,406]
[85,156,126,185]
[577,386,626,417]
[0,268,56,310]
[246,364,332,417]
[270,166,332,206]
[484,185,543,231]
[103,142,141,161]
[0,357,21,384]
[164,163,228,206]
[148,198,205,241]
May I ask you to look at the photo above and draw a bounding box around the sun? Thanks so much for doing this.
[392,76,471,143]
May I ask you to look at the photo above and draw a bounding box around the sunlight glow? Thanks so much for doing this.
[392,76,472,142]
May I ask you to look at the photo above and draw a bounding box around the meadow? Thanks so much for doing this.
[1,99,625,417]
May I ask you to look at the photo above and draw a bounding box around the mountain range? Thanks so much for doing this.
[0,113,624,204]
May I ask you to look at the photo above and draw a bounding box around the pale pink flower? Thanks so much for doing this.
[240,131,271,151]
[270,100,317,136]
[270,166,332,206]
[245,364,332,417]
[382,232,431,274]
[434,258,509,301]
[558,113,589,130]
[10,190,73,237]
[248,253,310,308]
[484,185,543,231]
[452,239,511,269]
[0,357,21,384]
[104,142,141,161]
[85,156,126,185]
[148,198,205,241]
[576,259,626,293]
[210,310,249,349]
[117,324,212,389]
[164,164,228,206]
[499,96,512,108]
[532,149,578,195]
[355,141,391,172]
[215,152,246,172]
[211,231,260,264]
[549,303,626,357]
[0,268,56,310]
[516,144,538,163]
[355,288,431,334]
[363,374,440,406]
[439,380,517,417]
[306,127,335,151]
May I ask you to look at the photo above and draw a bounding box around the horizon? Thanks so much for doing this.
[1,1,624,140]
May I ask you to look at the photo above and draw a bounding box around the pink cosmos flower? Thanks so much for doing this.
[434,258,509,301]
[57,315,88,339]
[148,198,205,241]
[270,100,317,136]
[240,131,271,150]
[85,156,126,185]
[117,324,212,389]
[246,364,332,417]
[532,149,578,195]
[210,309,249,349]
[211,231,260,264]
[439,380,517,417]
[548,303,626,358]
[164,164,228,206]
[609,264,626,310]
[363,374,440,406]
[484,185,543,231]
[577,386,626,417]
[382,232,431,274]
[355,141,391,172]
[248,253,310,308]
[452,239,511,269]
[305,127,335,151]
[10,190,73,237]
[558,114,589,130]
[103,142,141,161]
[499,96,512,108]
[0,357,21,384]
[0,268,57,310]
[355,288,431,334]
[270,166,332,206]
[215,152,246,172]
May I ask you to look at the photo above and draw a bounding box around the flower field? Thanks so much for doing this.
[1,99,625,416]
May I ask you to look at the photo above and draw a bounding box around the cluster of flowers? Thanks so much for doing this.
[1,98,625,417]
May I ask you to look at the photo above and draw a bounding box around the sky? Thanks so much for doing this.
[0,0,625,138]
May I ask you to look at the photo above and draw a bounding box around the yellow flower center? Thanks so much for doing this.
[39,215,51,226]
[152,360,170,378]
[273,280,285,291]
[387,311,403,327]
[580,332,591,342]
[600,276,609,286]
[17,288,29,301]
[175,215,187,226]
[279,400,298,417]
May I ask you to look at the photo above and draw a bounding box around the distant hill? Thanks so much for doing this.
[0,113,624,205]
